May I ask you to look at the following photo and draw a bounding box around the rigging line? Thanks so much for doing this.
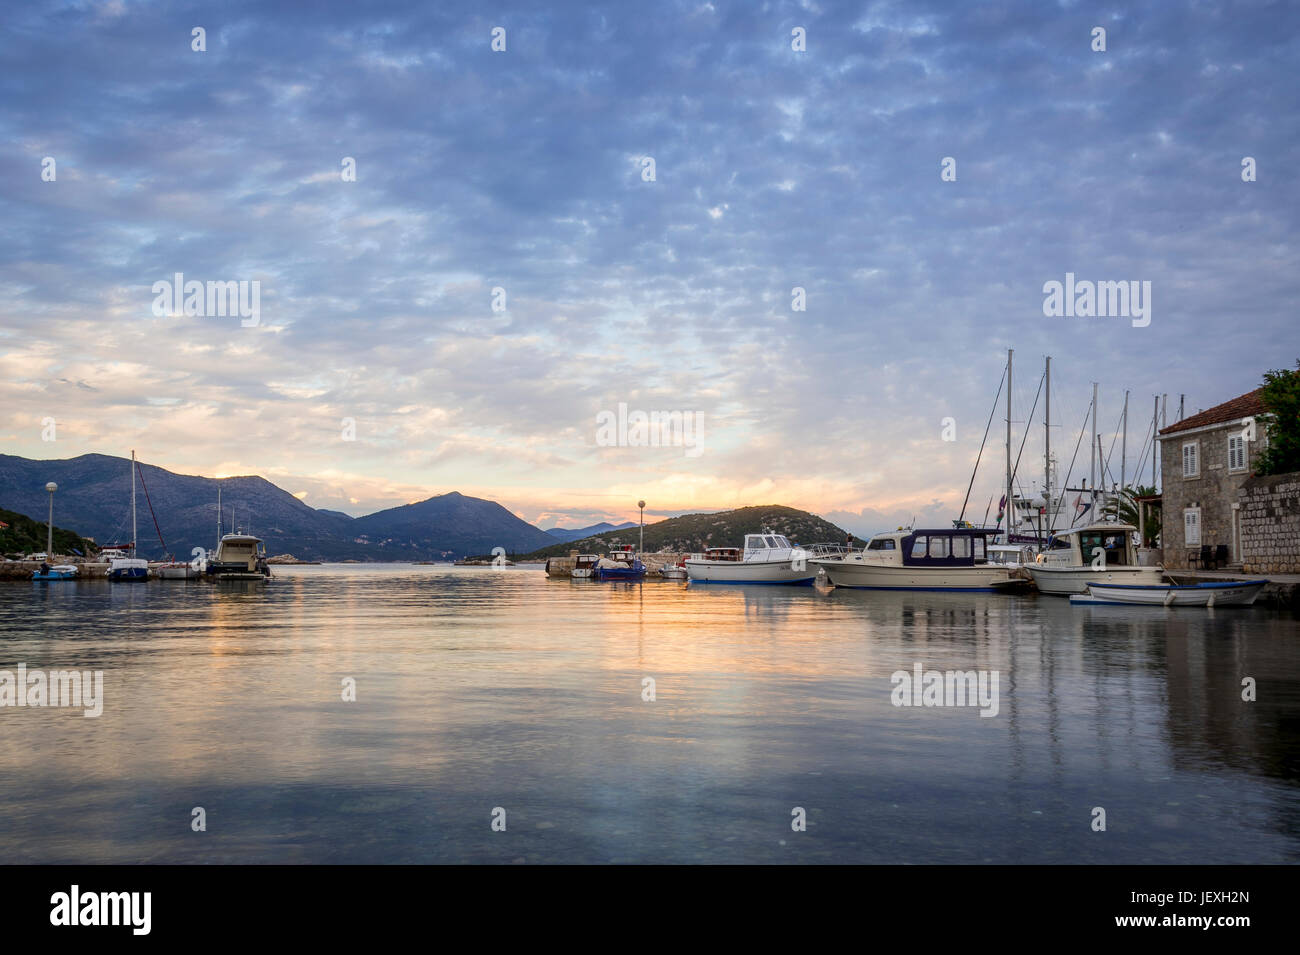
[135,459,169,559]
[959,358,1008,522]
[1055,398,1094,518]
[1010,368,1046,498]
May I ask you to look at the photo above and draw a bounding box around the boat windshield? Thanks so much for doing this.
[1078,530,1131,566]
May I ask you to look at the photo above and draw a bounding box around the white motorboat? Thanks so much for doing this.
[987,543,1034,571]
[206,533,271,580]
[1024,522,1165,595]
[685,533,817,585]
[810,527,1016,591]
[658,560,687,580]
[571,554,601,579]
[1071,579,1269,607]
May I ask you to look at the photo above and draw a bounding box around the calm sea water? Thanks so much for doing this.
[1,564,1297,864]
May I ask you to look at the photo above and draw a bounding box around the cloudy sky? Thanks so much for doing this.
[2,0,1297,536]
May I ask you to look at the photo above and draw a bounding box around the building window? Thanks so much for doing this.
[1182,441,1199,478]
[1184,507,1201,547]
[1228,434,1246,472]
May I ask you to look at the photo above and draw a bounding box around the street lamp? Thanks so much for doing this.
[637,500,646,556]
[45,482,58,557]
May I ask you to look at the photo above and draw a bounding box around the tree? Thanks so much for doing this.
[1255,361,1300,476]
[1115,485,1161,547]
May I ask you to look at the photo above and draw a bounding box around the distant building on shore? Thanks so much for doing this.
[1157,388,1266,570]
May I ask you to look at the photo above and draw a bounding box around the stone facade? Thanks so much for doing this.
[1158,419,1263,569]
[1237,472,1300,575]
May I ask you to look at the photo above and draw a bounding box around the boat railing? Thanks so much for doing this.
[802,542,855,559]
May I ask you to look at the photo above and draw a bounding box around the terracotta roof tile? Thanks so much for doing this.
[1158,388,1265,436]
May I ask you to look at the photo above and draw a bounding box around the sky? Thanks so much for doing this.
[1,0,1297,537]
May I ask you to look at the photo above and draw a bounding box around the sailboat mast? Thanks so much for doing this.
[1006,348,1013,540]
[217,483,222,550]
[1121,390,1129,492]
[1044,356,1051,522]
[1090,382,1098,513]
[1152,395,1159,487]
[131,450,137,555]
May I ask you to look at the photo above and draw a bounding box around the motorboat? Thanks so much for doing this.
[156,560,202,580]
[1071,579,1268,607]
[206,533,272,580]
[685,533,816,585]
[571,554,601,579]
[658,558,688,580]
[1024,522,1165,595]
[592,545,646,581]
[32,563,78,581]
[810,527,1016,591]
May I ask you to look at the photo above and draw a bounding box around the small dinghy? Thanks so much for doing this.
[32,564,78,581]
[1070,579,1269,607]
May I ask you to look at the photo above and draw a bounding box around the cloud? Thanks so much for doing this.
[1,0,1296,534]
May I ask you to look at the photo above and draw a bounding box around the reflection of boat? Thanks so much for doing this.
[1071,579,1268,607]
[685,534,815,585]
[32,563,78,581]
[811,528,1015,591]
[206,533,272,580]
[1024,522,1165,595]
[571,554,601,579]
[593,545,646,580]
[108,451,150,581]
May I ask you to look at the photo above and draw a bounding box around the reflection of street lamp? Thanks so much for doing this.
[45,482,58,557]
[637,500,646,556]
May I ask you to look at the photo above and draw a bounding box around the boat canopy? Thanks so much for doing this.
[874,528,997,568]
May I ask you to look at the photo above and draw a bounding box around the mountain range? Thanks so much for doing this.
[543,521,637,543]
[0,453,555,561]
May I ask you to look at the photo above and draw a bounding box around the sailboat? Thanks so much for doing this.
[107,451,150,581]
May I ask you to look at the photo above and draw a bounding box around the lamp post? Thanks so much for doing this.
[637,500,646,556]
[45,482,58,557]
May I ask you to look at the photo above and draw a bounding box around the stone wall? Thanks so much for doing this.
[1159,422,1263,568]
[1238,472,1300,575]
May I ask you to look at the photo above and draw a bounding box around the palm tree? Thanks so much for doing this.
[1115,484,1161,547]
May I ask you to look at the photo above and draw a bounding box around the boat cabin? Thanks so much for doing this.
[863,528,996,567]
[1039,523,1139,567]
[214,533,266,571]
[606,544,638,563]
[742,534,797,560]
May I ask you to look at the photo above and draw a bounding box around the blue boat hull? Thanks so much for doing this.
[108,568,149,581]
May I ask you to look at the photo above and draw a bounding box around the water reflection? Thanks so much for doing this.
[0,565,1296,863]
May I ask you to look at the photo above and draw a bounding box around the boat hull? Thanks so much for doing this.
[1077,580,1268,606]
[685,557,815,585]
[810,559,1013,591]
[1025,564,1165,596]
[594,567,645,580]
[158,565,201,580]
